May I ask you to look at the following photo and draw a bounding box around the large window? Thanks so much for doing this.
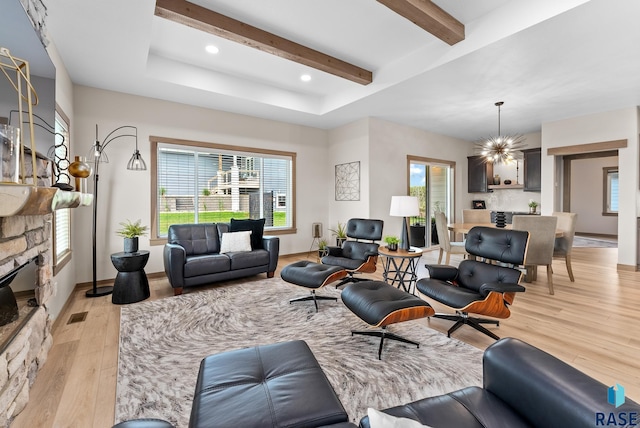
[151,137,296,242]
[53,108,72,274]
[603,166,619,215]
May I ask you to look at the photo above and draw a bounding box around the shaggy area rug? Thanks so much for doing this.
[116,278,483,427]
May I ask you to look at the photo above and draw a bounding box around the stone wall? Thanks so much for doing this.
[0,214,54,426]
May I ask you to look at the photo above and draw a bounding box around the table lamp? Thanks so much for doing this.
[389,196,419,251]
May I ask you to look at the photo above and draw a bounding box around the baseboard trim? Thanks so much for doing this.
[617,264,637,272]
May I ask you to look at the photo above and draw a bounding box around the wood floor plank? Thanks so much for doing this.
[51,350,103,428]
[12,246,640,427]
[10,341,79,428]
[93,366,117,428]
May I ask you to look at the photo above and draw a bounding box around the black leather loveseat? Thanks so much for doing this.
[163,222,279,295]
[360,337,640,428]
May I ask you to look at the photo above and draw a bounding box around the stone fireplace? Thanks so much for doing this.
[0,151,61,425]
[0,213,53,426]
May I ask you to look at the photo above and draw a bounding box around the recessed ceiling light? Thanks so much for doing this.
[205,45,219,54]
[300,74,311,82]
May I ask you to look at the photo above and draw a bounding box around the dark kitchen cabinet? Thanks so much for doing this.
[468,156,493,193]
[523,148,541,192]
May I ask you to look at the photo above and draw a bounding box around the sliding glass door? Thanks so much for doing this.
[408,156,455,247]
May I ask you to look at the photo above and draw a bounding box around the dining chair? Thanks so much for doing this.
[552,211,578,282]
[512,215,558,295]
[434,211,466,264]
[462,209,491,224]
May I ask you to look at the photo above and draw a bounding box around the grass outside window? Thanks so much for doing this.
[158,211,287,236]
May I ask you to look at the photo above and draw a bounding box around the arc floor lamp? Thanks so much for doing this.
[86,125,147,298]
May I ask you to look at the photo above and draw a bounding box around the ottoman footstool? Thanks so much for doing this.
[341,281,435,360]
[281,261,347,311]
[189,340,355,428]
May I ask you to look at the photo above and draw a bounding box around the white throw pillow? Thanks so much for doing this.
[220,231,252,253]
[367,408,433,428]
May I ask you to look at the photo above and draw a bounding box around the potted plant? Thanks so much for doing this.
[116,219,149,253]
[317,238,329,258]
[330,222,347,247]
[384,235,400,251]
[528,199,539,214]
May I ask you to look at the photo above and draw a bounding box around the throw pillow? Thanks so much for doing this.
[229,218,265,249]
[219,231,252,254]
[367,408,433,428]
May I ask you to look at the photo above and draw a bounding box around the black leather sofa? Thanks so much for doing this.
[163,223,279,295]
[360,337,640,428]
[115,337,639,428]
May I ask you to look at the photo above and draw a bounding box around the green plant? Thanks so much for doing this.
[318,238,328,250]
[159,187,167,196]
[329,222,347,239]
[528,199,539,208]
[202,188,211,196]
[384,236,400,245]
[116,219,149,238]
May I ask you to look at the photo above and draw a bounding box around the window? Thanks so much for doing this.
[151,137,296,242]
[53,108,72,274]
[407,155,456,247]
[603,167,618,216]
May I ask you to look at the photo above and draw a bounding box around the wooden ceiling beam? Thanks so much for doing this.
[377,0,465,45]
[155,0,373,85]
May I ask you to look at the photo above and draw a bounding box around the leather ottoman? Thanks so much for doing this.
[341,281,435,359]
[281,261,347,311]
[189,340,356,428]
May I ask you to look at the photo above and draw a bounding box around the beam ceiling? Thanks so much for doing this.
[154,0,373,85]
[377,0,465,45]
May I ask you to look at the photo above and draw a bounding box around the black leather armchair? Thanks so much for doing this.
[416,226,529,339]
[321,218,384,287]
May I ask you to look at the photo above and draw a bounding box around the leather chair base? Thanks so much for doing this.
[351,326,420,360]
[434,312,500,340]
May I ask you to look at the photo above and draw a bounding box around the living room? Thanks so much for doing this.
[2,0,640,426]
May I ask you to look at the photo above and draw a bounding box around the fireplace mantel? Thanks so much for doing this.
[0,184,93,217]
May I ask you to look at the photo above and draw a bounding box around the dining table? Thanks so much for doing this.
[448,222,564,238]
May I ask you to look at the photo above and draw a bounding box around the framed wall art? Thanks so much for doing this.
[335,161,360,201]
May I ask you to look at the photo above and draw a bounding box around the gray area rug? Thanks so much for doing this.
[116,278,483,427]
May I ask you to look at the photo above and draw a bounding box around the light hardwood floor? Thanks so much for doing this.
[12,246,640,427]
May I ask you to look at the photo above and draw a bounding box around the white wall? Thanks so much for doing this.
[327,118,371,242]
[72,86,330,284]
[44,40,76,320]
[570,156,618,235]
[367,118,471,235]
[542,107,639,268]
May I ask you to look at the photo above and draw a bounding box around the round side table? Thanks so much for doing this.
[110,250,150,304]
[378,246,423,294]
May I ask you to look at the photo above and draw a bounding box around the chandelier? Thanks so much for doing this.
[474,101,526,164]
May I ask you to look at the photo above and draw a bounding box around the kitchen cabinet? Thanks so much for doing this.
[523,148,541,192]
[468,155,493,193]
